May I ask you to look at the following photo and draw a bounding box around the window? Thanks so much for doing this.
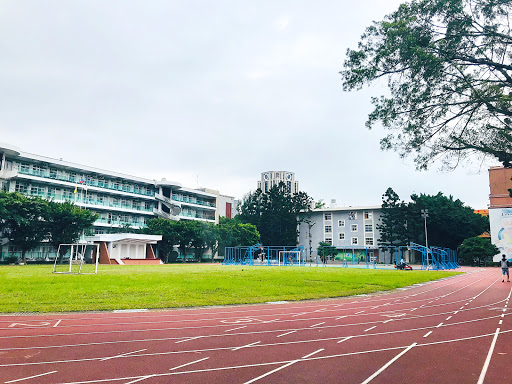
[325,237,332,245]
[348,211,357,220]
[19,163,30,173]
[63,190,73,200]
[325,225,332,233]
[364,211,373,219]
[144,201,153,210]
[365,224,373,232]
[351,237,359,245]
[30,185,45,196]
[49,169,57,179]
[324,213,332,221]
[365,237,374,246]
[338,220,345,227]
[339,233,345,240]
[15,181,28,194]
[351,224,358,232]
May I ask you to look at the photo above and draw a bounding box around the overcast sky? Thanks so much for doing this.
[0,1,497,209]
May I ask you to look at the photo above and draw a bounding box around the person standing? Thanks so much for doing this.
[500,254,510,282]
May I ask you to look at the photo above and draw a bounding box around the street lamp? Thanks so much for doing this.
[421,209,429,267]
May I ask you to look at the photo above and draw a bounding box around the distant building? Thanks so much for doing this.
[488,167,512,259]
[257,171,299,194]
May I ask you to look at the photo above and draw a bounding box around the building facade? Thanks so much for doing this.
[0,144,233,235]
[488,166,512,259]
[257,171,299,194]
[298,205,392,263]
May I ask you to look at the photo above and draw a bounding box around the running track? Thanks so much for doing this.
[0,267,510,384]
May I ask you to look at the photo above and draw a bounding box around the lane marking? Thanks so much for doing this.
[225,326,247,332]
[125,375,154,384]
[8,322,51,328]
[5,371,58,383]
[477,328,500,384]
[232,341,261,351]
[423,331,433,338]
[310,322,325,328]
[383,319,393,324]
[336,316,347,320]
[276,330,296,338]
[436,323,443,328]
[445,316,452,321]
[364,326,377,332]
[170,357,209,371]
[175,336,202,344]
[113,309,147,313]
[101,349,147,361]
[499,320,503,325]
[53,320,62,328]
[243,349,324,384]
[337,336,353,344]
[355,311,365,315]
[291,312,307,317]
[453,311,459,314]
[361,343,417,384]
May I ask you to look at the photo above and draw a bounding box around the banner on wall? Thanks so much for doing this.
[489,208,512,260]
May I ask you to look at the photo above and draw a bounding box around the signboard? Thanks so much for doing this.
[489,208,512,260]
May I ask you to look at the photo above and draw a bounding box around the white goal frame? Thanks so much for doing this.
[278,251,302,266]
[52,243,100,274]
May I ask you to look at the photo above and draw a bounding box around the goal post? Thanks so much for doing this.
[278,251,302,266]
[52,243,100,274]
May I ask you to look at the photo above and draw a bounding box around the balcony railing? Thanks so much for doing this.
[18,167,155,197]
[171,195,216,208]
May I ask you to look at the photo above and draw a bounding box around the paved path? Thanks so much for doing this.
[0,267,510,383]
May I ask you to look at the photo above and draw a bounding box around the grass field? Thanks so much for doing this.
[0,264,462,313]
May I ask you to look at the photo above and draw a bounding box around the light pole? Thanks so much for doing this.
[421,209,429,267]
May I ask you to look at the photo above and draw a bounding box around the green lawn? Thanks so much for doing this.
[0,264,462,313]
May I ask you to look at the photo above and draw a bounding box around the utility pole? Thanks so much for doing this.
[421,209,429,268]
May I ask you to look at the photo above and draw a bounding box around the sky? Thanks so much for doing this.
[0,0,498,209]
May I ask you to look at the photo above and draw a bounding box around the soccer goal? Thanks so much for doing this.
[278,250,302,266]
[52,243,100,274]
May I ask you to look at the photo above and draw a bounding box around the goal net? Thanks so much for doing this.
[52,243,100,274]
[278,251,302,266]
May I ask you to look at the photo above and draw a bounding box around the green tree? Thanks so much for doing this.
[0,192,48,263]
[377,188,409,261]
[458,236,499,266]
[144,218,180,263]
[238,183,313,245]
[407,192,489,249]
[217,217,260,256]
[316,241,337,263]
[45,201,98,256]
[175,220,196,262]
[341,0,512,169]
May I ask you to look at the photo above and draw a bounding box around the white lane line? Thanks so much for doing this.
[336,316,347,320]
[361,343,417,384]
[243,349,324,384]
[423,331,433,338]
[101,349,147,361]
[477,328,500,384]
[232,341,261,351]
[314,308,327,312]
[310,322,325,328]
[459,307,465,310]
[355,311,365,315]
[445,316,452,321]
[410,308,417,312]
[125,375,154,384]
[5,371,58,383]
[499,320,503,325]
[175,336,201,344]
[436,323,443,328]
[225,326,247,332]
[276,330,297,338]
[337,336,353,344]
[291,312,307,317]
[453,311,459,314]
[383,320,393,324]
[53,320,62,328]
[364,326,377,332]
[170,357,209,371]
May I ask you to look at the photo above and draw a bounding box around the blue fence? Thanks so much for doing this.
[223,244,305,266]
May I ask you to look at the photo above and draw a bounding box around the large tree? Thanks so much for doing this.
[342,0,512,169]
[0,192,48,263]
[238,183,313,246]
[458,236,499,265]
[377,188,409,259]
[144,218,181,263]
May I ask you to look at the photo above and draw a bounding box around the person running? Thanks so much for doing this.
[500,254,510,282]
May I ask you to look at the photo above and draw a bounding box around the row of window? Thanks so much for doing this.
[324,237,374,246]
[324,211,373,221]
[325,224,373,233]
[17,162,154,196]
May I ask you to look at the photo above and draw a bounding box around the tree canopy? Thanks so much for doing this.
[342,0,512,169]
[458,236,499,265]
[237,183,313,246]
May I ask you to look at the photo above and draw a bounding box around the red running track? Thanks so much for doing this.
[0,267,511,384]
